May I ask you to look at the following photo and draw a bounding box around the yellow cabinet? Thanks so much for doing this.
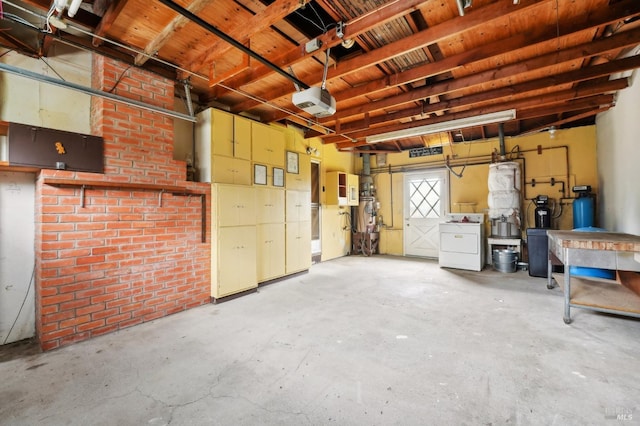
[286,190,311,223]
[255,187,285,224]
[216,184,255,226]
[215,225,257,298]
[211,156,251,186]
[195,108,252,183]
[211,184,257,299]
[287,154,311,191]
[285,189,311,274]
[326,171,347,206]
[252,123,285,168]
[286,221,312,274]
[210,109,234,158]
[208,109,251,160]
[326,171,359,206]
[257,223,285,282]
[233,116,252,160]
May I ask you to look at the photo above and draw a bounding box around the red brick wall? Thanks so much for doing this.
[34,55,211,350]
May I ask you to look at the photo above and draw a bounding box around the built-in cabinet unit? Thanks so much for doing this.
[284,152,311,274]
[196,107,313,299]
[285,189,312,274]
[287,154,311,191]
[211,184,257,298]
[196,108,251,185]
[256,187,286,282]
[257,223,286,282]
[286,221,312,273]
[252,124,285,169]
[326,171,359,206]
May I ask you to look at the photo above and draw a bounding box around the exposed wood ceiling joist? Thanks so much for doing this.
[2,0,640,151]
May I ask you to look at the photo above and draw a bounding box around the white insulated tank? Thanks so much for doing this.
[488,161,521,219]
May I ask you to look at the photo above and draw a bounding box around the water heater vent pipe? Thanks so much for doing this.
[498,123,506,161]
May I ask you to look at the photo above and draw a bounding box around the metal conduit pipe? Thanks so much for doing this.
[516,145,570,198]
[0,62,196,122]
[183,80,195,117]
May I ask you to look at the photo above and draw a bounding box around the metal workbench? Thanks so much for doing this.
[546,230,640,323]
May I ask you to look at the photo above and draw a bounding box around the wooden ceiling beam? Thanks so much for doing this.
[271,0,640,125]
[322,24,640,124]
[186,0,305,76]
[516,95,615,120]
[333,94,613,150]
[92,0,129,47]
[327,55,640,142]
[134,0,212,66]
[323,75,628,144]
[517,107,611,136]
[494,78,627,112]
[0,30,38,56]
[230,0,549,113]
[324,52,640,144]
[216,0,430,99]
[53,32,178,80]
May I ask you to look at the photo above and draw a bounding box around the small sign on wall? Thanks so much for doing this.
[408,146,444,158]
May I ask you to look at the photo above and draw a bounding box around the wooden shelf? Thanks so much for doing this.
[0,162,41,173]
[44,177,208,242]
[554,273,640,315]
[43,177,206,195]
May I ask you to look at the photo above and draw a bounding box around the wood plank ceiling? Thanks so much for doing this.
[2,0,640,152]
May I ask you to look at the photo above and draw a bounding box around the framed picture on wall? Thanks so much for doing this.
[286,151,299,174]
[254,164,267,185]
[273,167,284,187]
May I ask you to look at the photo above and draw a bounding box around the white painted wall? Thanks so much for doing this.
[595,73,640,235]
[0,45,92,134]
[0,172,36,344]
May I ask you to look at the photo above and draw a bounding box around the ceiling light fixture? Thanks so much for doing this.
[341,38,355,49]
[364,109,516,144]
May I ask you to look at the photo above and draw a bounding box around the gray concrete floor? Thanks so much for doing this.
[1,255,639,425]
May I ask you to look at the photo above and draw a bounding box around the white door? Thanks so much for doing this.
[403,170,449,258]
[1,172,36,344]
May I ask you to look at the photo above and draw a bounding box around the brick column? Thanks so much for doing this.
[34,55,211,350]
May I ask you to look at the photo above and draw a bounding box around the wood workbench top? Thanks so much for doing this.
[547,230,640,252]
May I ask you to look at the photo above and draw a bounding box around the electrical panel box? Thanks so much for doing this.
[8,123,103,173]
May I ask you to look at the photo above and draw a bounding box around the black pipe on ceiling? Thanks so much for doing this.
[156,0,311,90]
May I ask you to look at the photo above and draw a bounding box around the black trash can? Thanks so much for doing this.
[526,228,549,278]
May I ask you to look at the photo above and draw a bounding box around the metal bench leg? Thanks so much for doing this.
[563,263,572,324]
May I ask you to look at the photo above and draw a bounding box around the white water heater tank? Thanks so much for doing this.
[488,162,521,219]
[488,161,521,191]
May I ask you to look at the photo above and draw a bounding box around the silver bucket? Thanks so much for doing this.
[493,249,518,273]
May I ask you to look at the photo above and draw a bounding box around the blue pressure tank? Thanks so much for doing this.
[569,226,615,280]
[572,185,594,229]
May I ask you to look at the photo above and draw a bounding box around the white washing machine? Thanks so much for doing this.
[438,213,485,271]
